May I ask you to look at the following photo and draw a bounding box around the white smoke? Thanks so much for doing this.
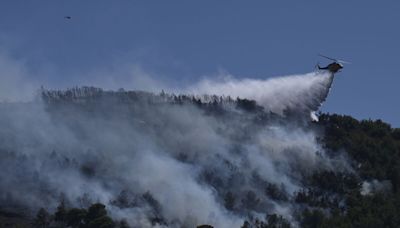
[0,70,347,227]
[361,179,392,196]
[0,53,38,102]
[186,71,334,116]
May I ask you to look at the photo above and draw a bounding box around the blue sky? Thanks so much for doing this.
[1,1,399,126]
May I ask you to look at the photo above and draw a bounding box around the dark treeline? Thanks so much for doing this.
[40,87,267,116]
[41,86,236,106]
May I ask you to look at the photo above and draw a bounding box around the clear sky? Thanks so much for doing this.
[1,1,399,126]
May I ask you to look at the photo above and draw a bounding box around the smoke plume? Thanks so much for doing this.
[186,71,334,117]
[0,71,348,227]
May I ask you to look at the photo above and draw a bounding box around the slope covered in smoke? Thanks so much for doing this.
[0,72,350,227]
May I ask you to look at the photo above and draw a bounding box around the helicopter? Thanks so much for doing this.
[317,54,350,73]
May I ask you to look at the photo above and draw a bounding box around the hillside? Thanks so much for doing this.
[0,87,399,227]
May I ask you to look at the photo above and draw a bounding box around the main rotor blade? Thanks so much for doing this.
[337,59,351,64]
[318,54,337,62]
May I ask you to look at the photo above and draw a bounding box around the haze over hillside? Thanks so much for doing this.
[1,71,400,227]
[0,72,334,225]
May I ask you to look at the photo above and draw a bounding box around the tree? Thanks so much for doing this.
[85,203,114,228]
[300,209,325,228]
[33,208,50,228]
[197,225,214,228]
[86,203,107,222]
[87,216,114,228]
[54,200,67,223]
[66,208,87,227]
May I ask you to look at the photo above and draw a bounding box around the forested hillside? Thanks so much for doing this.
[0,88,399,227]
[300,114,400,228]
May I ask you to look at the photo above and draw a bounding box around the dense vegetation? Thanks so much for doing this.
[298,114,400,228]
[242,114,400,228]
[24,113,400,228]
[1,88,400,227]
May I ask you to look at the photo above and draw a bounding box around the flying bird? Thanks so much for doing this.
[64,16,71,19]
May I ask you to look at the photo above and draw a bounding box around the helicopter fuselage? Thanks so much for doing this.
[318,62,343,73]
